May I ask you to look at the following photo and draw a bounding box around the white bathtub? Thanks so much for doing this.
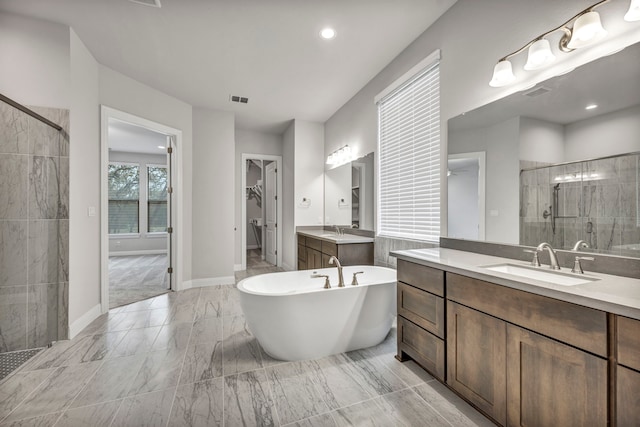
[237,265,397,361]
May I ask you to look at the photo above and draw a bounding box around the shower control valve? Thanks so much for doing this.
[351,271,364,286]
[311,274,331,289]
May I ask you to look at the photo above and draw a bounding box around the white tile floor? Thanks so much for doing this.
[0,267,494,427]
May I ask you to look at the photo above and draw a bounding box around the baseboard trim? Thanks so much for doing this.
[109,250,167,257]
[69,304,102,339]
[183,276,236,289]
[247,245,260,250]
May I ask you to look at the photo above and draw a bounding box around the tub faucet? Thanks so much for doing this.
[536,242,561,270]
[572,240,590,251]
[328,256,345,287]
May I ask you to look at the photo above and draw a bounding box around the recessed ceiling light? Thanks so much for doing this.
[585,104,598,110]
[320,28,336,40]
[158,145,166,149]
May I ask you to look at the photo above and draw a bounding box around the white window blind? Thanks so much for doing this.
[377,60,440,242]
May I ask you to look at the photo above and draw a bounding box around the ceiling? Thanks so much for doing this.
[108,119,168,155]
[0,0,457,134]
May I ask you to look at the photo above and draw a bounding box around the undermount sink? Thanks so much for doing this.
[482,263,599,286]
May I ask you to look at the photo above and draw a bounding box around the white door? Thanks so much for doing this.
[265,162,277,265]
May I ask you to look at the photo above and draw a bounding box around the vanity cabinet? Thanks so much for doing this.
[397,262,613,427]
[396,260,445,380]
[616,315,640,425]
[296,233,373,270]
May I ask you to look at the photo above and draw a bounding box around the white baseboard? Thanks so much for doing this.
[109,250,167,257]
[247,244,260,250]
[183,276,236,289]
[69,304,102,339]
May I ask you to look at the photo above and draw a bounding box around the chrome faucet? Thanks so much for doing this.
[536,242,561,270]
[334,225,343,236]
[572,240,590,251]
[328,256,345,287]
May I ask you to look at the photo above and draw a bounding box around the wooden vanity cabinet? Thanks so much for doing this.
[296,233,373,270]
[616,315,640,425]
[396,260,445,380]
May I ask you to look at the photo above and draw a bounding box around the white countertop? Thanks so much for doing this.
[297,229,374,244]
[391,247,640,321]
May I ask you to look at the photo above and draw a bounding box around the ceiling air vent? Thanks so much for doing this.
[230,95,249,104]
[128,0,161,8]
[524,86,551,97]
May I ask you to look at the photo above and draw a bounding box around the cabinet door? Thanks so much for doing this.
[618,365,640,427]
[447,301,507,425]
[306,247,322,270]
[506,325,607,427]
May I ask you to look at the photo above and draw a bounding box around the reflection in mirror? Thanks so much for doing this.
[324,152,374,230]
[448,152,485,240]
[448,42,640,257]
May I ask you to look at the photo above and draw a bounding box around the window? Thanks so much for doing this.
[108,163,140,234]
[147,165,168,232]
[377,52,441,242]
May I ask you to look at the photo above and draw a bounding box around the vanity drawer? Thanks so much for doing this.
[306,236,322,251]
[397,259,444,297]
[446,273,608,357]
[398,316,445,381]
[398,282,444,338]
[322,241,338,257]
[618,315,640,371]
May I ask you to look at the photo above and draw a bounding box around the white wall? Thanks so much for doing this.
[0,13,70,108]
[99,64,193,284]
[294,120,325,226]
[234,129,283,267]
[192,108,235,282]
[323,0,640,253]
[519,117,565,164]
[282,122,296,270]
[564,105,640,161]
[108,151,168,254]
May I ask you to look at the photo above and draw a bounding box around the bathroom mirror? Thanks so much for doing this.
[447,41,640,257]
[324,152,374,230]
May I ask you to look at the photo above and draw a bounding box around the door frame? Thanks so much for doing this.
[100,106,183,313]
[241,153,282,270]
[447,151,486,240]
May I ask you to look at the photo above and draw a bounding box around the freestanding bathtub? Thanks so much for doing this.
[237,265,397,361]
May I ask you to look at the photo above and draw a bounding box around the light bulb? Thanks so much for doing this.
[524,39,556,70]
[489,60,516,87]
[567,11,607,49]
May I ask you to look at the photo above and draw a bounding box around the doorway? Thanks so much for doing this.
[241,154,282,271]
[100,107,182,312]
[447,152,486,240]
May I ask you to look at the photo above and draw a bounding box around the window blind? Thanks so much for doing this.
[377,61,440,242]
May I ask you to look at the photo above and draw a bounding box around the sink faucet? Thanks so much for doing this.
[328,256,345,287]
[334,225,343,236]
[536,242,561,270]
[572,240,590,251]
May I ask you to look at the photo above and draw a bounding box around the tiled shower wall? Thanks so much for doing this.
[0,102,69,353]
[520,154,640,257]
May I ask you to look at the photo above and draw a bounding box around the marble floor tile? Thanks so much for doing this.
[413,381,496,427]
[165,303,197,324]
[61,331,126,365]
[179,341,223,385]
[111,387,176,427]
[127,348,185,396]
[168,378,223,427]
[267,361,329,425]
[150,322,192,352]
[55,400,122,427]
[3,361,101,422]
[303,355,372,411]
[286,413,337,427]
[224,369,278,427]
[110,326,162,358]
[343,350,408,397]
[194,289,222,320]
[69,354,147,408]
[331,398,395,427]
[377,388,451,427]
[129,308,169,329]
[189,317,222,345]
[108,255,168,309]
[24,337,94,370]
[0,412,61,427]
[0,369,55,422]
[221,286,244,317]
[222,315,264,376]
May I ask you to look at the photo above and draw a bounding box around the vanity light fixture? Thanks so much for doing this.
[326,145,354,167]
[490,0,638,87]
[625,0,640,20]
